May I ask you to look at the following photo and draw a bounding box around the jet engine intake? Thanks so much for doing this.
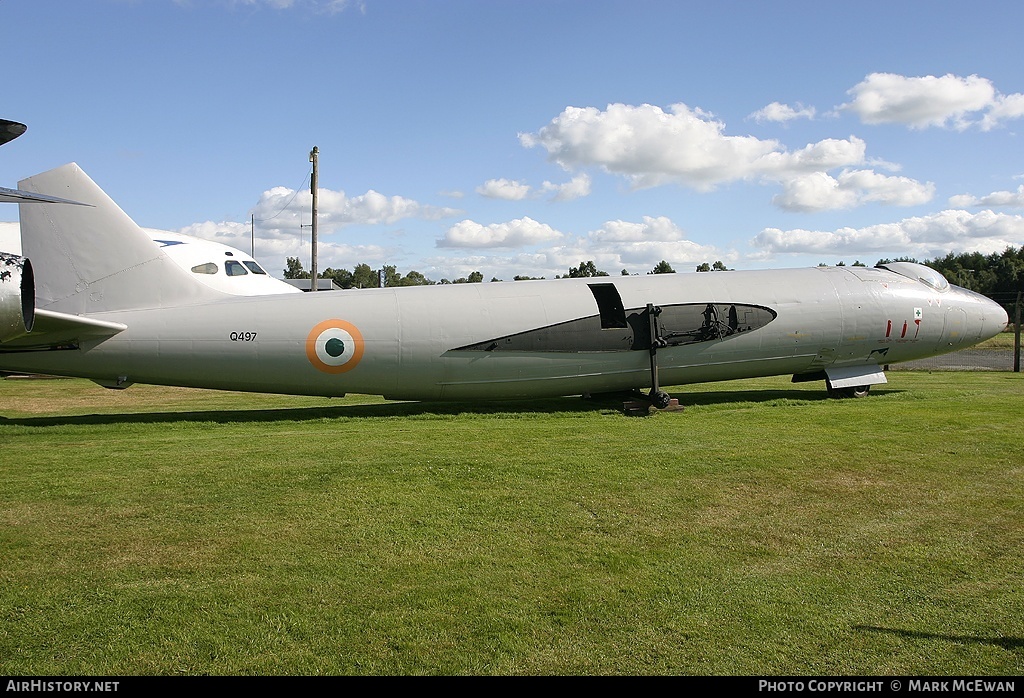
[0,253,35,342]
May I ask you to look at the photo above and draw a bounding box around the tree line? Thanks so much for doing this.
[285,246,1024,307]
[282,257,739,288]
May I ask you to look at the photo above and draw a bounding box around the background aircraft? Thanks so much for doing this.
[145,230,301,297]
[0,158,1009,407]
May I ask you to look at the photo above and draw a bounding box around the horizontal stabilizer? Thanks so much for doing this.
[0,308,126,352]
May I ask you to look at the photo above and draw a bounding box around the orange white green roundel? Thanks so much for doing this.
[306,319,365,374]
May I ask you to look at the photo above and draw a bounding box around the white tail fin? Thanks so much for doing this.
[18,163,222,314]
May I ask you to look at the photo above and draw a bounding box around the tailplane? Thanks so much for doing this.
[18,163,222,315]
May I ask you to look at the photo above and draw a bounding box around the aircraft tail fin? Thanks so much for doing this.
[17,163,221,314]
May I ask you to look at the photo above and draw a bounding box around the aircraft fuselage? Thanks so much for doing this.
[0,263,1005,401]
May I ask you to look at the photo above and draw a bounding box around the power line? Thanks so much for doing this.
[253,169,312,224]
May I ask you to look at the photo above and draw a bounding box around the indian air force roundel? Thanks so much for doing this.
[306,319,365,374]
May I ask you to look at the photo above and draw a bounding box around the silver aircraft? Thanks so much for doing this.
[0,161,1009,407]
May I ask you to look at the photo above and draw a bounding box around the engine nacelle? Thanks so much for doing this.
[0,252,35,342]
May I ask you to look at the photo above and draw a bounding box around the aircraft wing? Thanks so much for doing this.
[1,119,27,147]
[0,185,89,205]
[0,308,126,352]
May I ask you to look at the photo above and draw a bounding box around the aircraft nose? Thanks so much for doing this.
[986,296,1010,338]
[975,291,1009,342]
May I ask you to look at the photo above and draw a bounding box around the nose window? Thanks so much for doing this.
[225,260,248,276]
[191,262,218,275]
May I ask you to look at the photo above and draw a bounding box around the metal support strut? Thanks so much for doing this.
[645,303,672,409]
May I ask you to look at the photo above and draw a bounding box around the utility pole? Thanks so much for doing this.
[1015,291,1021,373]
[309,146,319,291]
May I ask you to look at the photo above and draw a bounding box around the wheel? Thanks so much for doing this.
[827,384,871,399]
[649,389,672,409]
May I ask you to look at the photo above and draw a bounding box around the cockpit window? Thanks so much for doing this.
[243,261,268,275]
[225,260,248,276]
[191,262,218,275]
[877,262,949,292]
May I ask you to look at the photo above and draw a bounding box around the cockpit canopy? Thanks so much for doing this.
[192,258,270,277]
[876,262,950,292]
[147,229,301,296]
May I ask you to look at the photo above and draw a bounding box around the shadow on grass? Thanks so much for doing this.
[0,387,899,427]
[853,625,1024,651]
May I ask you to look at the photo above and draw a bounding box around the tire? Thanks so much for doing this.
[828,384,871,399]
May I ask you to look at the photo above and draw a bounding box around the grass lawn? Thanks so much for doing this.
[0,371,1021,676]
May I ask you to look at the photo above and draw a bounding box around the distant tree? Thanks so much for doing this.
[852,260,866,267]
[566,260,608,278]
[284,257,309,279]
[322,266,354,289]
[381,265,401,288]
[514,275,545,281]
[452,271,482,283]
[651,260,676,274]
[490,277,502,283]
[836,261,846,266]
[351,263,378,288]
[397,270,434,286]
[698,261,730,271]
[621,269,630,276]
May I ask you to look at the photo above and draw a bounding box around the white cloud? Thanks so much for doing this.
[523,103,790,190]
[540,173,591,201]
[773,169,934,212]
[750,102,816,123]
[752,209,1024,260]
[589,215,685,242]
[838,72,1024,131]
[756,137,867,175]
[433,214,728,276]
[980,93,1024,131]
[476,178,531,200]
[222,0,362,13]
[437,217,564,248]
[520,103,867,196]
[251,185,460,237]
[168,221,391,275]
[949,184,1024,208]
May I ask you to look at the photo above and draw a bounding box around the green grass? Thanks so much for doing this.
[977,331,1018,350]
[0,373,1022,676]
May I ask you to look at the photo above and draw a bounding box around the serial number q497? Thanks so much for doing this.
[229,331,258,342]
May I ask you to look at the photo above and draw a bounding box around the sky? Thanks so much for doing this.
[2,0,1024,282]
